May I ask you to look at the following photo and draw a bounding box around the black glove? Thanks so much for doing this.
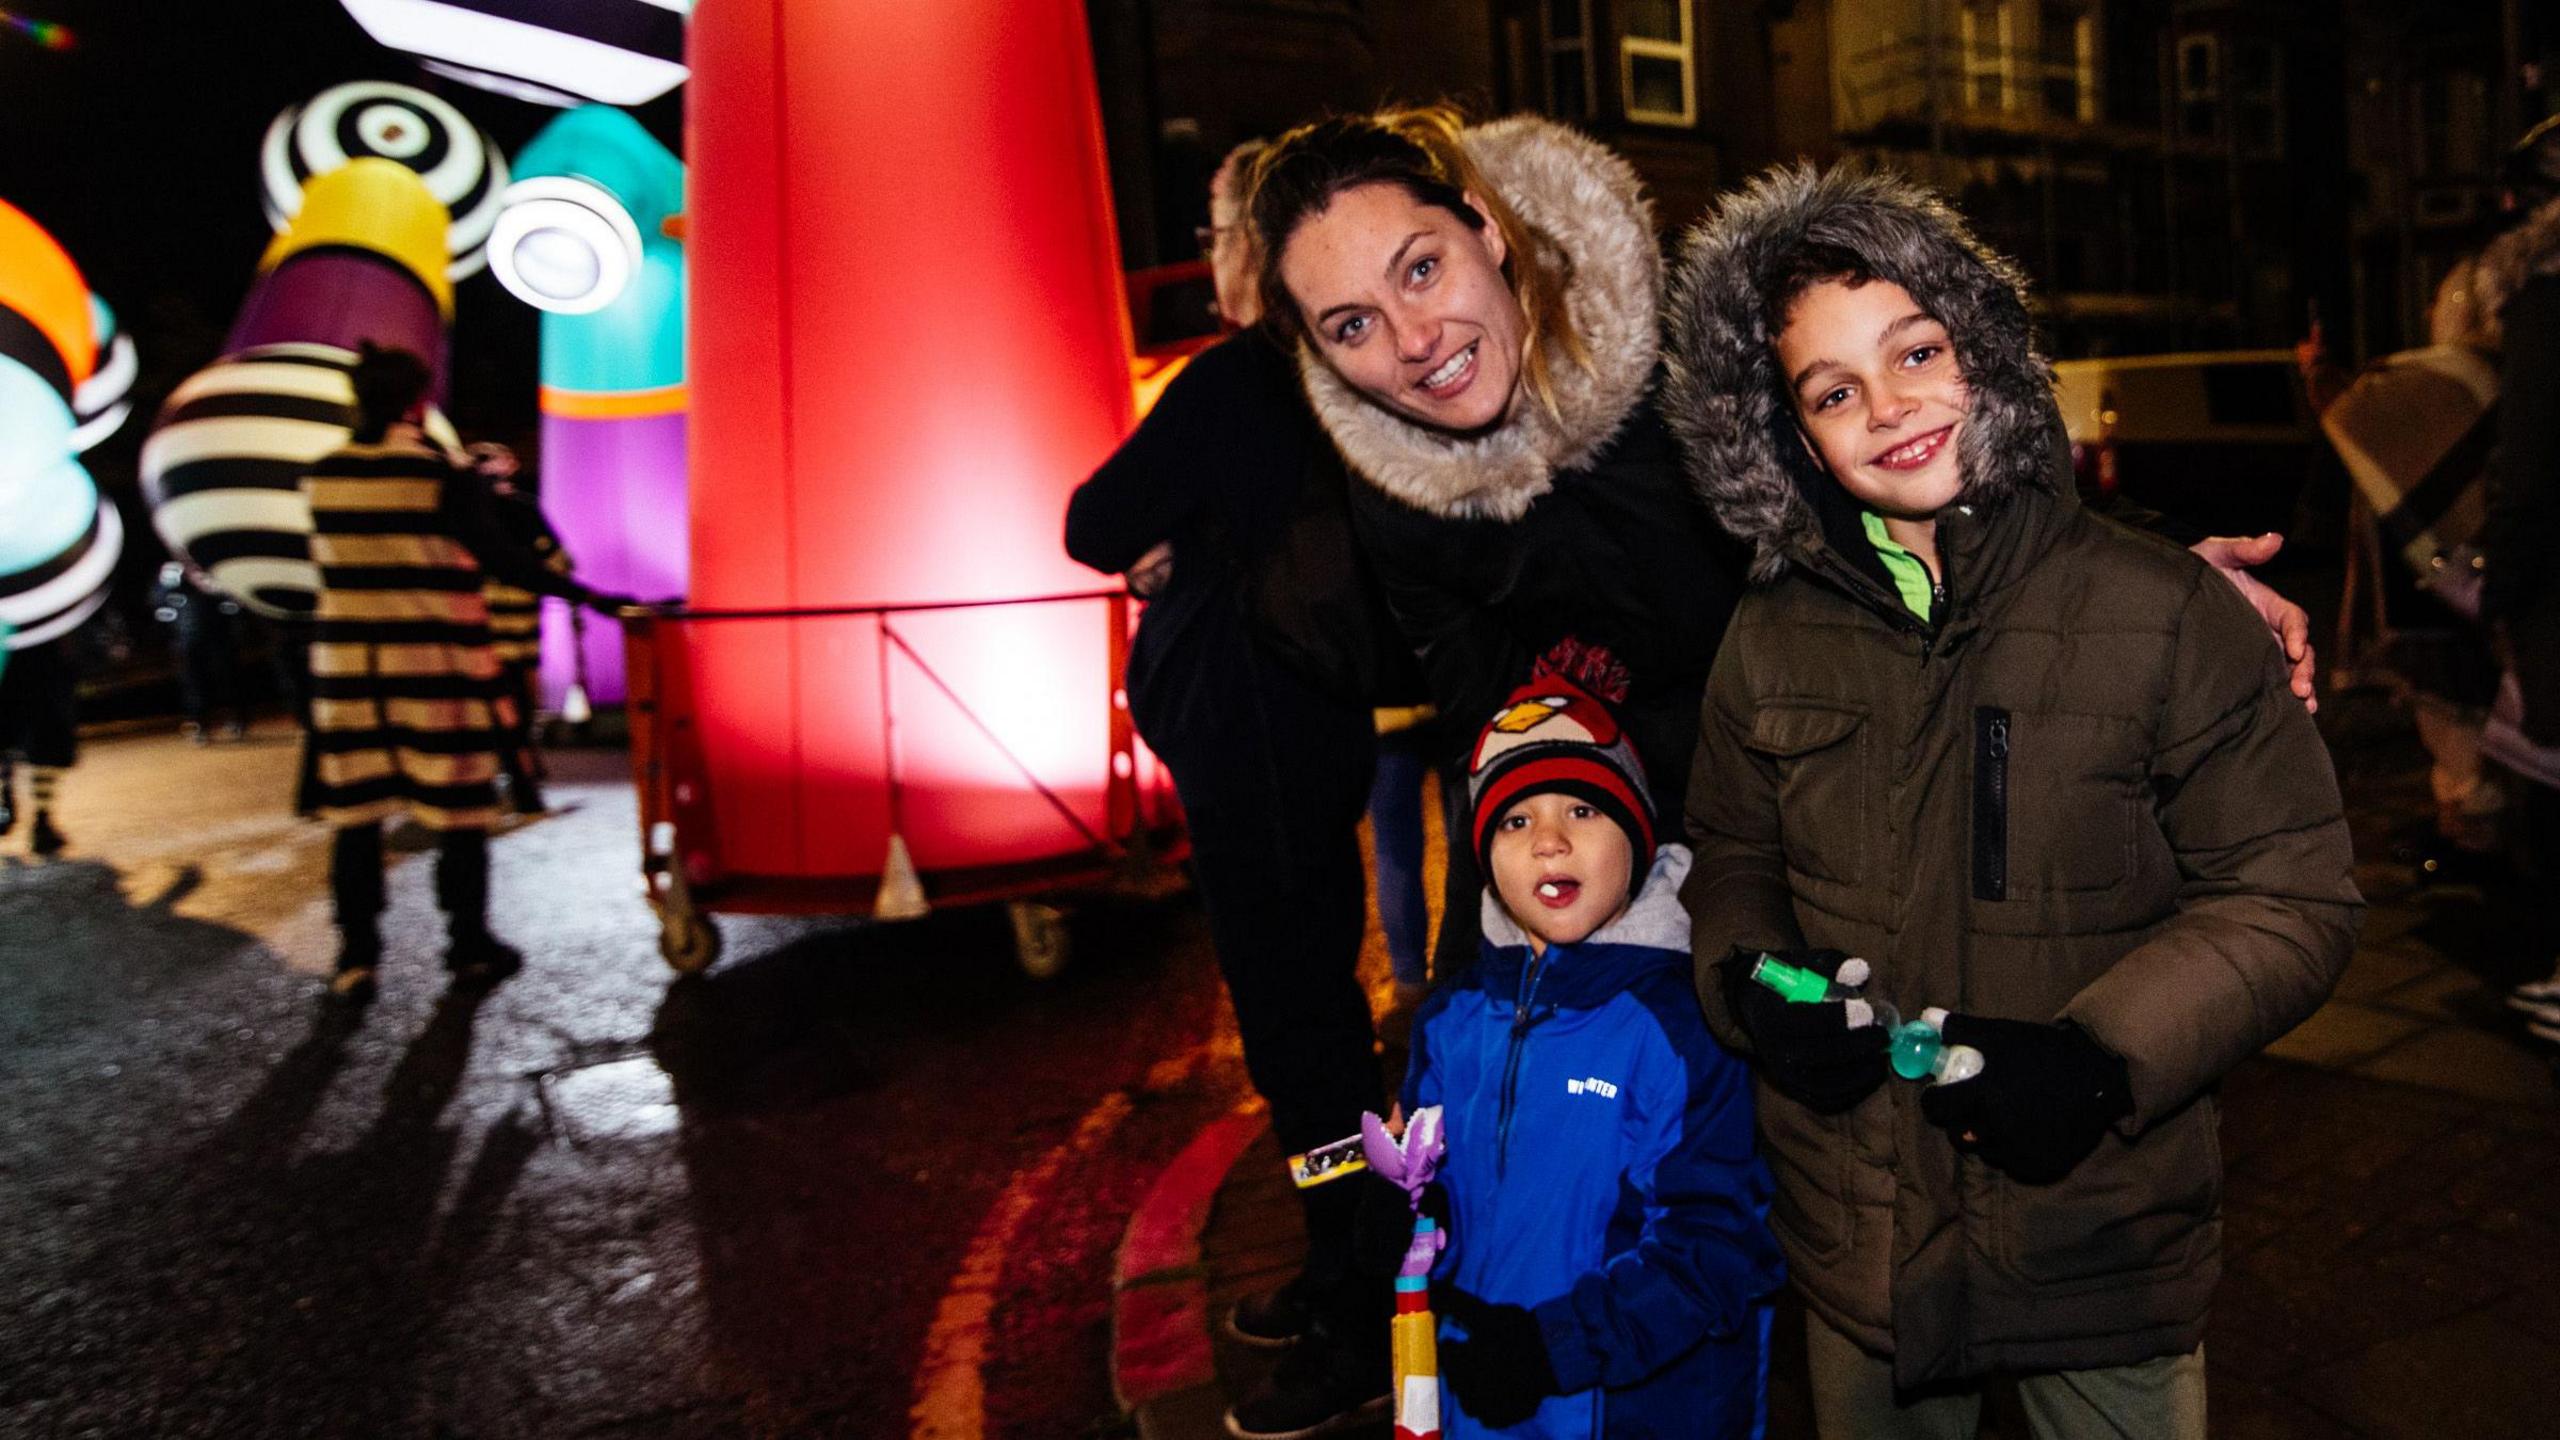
[1438,1288,1561,1427]
[1716,947,1891,1114]
[1920,1015,2132,1185]
[1349,1173,1444,1279]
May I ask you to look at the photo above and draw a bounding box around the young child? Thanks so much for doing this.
[1389,646,1783,1438]
[1664,166,2363,1437]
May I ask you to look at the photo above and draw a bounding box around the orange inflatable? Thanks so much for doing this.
[0,197,94,388]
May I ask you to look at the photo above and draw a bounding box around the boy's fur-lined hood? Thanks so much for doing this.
[1298,115,1660,522]
[1663,166,2063,582]
[2476,193,2560,326]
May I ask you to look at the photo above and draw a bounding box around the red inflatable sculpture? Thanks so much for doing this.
[636,0,1168,971]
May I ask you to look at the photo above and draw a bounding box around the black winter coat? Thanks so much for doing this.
[2479,202,2560,742]
[1064,329,1374,864]
[1349,396,1743,806]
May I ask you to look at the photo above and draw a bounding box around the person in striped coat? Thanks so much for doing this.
[308,345,624,1002]
[0,638,79,857]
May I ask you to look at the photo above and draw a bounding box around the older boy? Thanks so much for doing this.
[1664,166,2361,1437]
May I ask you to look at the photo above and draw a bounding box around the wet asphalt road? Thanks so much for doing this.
[0,725,1269,1439]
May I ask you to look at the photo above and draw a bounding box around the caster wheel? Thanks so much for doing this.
[660,906,723,973]
[654,864,722,973]
[1008,901,1070,979]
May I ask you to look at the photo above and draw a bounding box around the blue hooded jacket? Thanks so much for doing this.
[1407,845,1783,1439]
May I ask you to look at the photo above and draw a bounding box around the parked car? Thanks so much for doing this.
[2053,350,2322,539]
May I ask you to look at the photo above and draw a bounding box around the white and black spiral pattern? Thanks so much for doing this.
[69,295,135,454]
[260,80,509,280]
[0,495,122,652]
[140,343,459,619]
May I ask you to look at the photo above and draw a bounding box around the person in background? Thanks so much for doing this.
[2300,260,2509,876]
[1065,140,1396,1438]
[2474,114,2560,1043]
[466,441,574,814]
[0,635,80,856]
[305,345,627,1004]
[153,561,251,743]
[1368,701,1436,1021]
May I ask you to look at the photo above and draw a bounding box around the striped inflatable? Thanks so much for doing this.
[69,293,134,453]
[141,342,458,619]
[260,81,506,280]
[0,479,121,651]
[0,197,122,652]
[0,360,122,652]
[340,0,690,109]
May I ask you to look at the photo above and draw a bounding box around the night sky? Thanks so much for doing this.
[1,1,684,572]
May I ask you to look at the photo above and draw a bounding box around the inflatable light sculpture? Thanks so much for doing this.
[69,294,135,453]
[339,0,690,109]
[686,0,1139,884]
[261,80,506,280]
[0,199,126,654]
[144,145,464,618]
[488,103,686,711]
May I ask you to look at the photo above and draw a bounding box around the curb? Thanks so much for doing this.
[1111,1104,1268,1437]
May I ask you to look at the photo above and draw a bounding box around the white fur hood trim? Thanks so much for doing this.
[1298,116,1661,522]
[2478,193,2560,325]
[1663,165,2061,581]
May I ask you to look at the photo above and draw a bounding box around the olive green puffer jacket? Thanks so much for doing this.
[1664,166,2363,1387]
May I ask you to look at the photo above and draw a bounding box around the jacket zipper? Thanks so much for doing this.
[1808,550,1942,659]
[1973,706,2010,901]
[1919,552,1953,662]
[1495,951,1553,1180]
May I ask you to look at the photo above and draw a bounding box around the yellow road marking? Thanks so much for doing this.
[907,1088,1136,1440]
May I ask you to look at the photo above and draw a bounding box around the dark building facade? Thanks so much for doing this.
[1089,0,2553,360]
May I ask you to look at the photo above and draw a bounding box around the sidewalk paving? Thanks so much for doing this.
[1112,702,2560,1439]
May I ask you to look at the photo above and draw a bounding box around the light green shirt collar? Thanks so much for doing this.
[1860,510,1936,623]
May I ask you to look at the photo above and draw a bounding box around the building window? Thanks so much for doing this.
[1961,1,2014,115]
[2176,33,2221,141]
[2414,68,2493,180]
[1541,0,1596,120]
[2230,38,2282,158]
[2037,1,2098,122]
[1619,0,1696,127]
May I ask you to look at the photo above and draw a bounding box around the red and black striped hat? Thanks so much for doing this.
[1467,639,1655,893]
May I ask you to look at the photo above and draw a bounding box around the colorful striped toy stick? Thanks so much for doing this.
[1362,1106,1447,1440]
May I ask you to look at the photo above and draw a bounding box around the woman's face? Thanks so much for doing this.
[1275,181,1526,433]
[1775,277,1970,521]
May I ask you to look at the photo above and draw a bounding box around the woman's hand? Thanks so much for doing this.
[2191,532,2317,713]
[1126,542,1174,599]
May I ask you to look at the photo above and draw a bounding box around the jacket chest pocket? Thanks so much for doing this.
[1747,703,1868,887]
[1974,708,2137,897]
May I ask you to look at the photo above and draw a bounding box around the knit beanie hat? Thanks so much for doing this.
[1468,639,1656,896]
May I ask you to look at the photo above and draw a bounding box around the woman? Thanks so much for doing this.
[1066,141,1393,1440]
[1250,109,2319,966]
[1255,109,1739,804]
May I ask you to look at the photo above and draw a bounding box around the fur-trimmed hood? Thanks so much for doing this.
[1298,116,1661,522]
[1663,165,2063,582]
[2476,193,2560,327]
